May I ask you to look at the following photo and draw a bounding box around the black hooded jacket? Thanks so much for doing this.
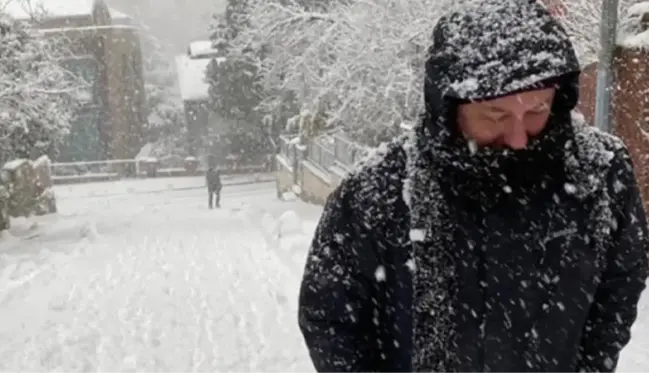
[298,0,649,372]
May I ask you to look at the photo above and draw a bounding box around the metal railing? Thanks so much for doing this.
[307,135,335,171]
[332,132,368,168]
[51,159,140,178]
[278,129,369,174]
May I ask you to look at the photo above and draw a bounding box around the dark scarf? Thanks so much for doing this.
[401,1,609,370]
[430,102,573,211]
[403,109,617,371]
[405,81,579,371]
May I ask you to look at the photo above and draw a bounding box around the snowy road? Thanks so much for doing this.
[0,177,648,371]
[0,178,321,371]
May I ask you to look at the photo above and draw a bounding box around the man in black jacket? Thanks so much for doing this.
[206,156,222,209]
[298,0,649,371]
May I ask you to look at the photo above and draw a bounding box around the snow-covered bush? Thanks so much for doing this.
[275,210,312,267]
[276,210,302,238]
[0,11,86,164]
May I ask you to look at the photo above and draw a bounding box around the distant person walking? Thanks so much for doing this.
[206,156,222,209]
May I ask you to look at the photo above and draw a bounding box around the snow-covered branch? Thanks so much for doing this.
[0,8,88,163]
[228,0,649,145]
[228,0,456,144]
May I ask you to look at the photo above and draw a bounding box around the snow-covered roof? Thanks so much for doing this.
[188,40,220,59]
[2,0,95,19]
[175,55,211,101]
[109,7,132,25]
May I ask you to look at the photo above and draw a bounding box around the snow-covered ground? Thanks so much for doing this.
[0,176,648,371]
[0,178,321,371]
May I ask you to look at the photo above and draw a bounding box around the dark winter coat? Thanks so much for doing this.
[298,1,649,372]
[206,168,222,190]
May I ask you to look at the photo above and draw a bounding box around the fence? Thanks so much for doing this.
[273,130,372,203]
[49,156,270,185]
[278,134,300,168]
[296,131,369,172]
[307,135,335,171]
[332,132,368,168]
[51,159,140,179]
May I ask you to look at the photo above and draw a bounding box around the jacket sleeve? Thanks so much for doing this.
[577,150,649,372]
[298,181,377,372]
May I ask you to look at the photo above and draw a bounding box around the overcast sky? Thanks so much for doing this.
[105,0,226,55]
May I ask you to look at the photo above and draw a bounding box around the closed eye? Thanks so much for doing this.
[529,103,551,114]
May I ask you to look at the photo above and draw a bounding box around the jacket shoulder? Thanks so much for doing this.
[571,111,626,154]
[340,136,407,202]
[569,111,636,197]
[327,136,409,227]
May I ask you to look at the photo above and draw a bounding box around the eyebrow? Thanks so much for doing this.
[484,106,509,114]
[531,100,553,109]
[484,99,552,114]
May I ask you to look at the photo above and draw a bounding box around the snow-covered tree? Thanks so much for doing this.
[207,49,264,123]
[206,0,273,163]
[227,0,649,146]
[229,0,447,145]
[0,11,86,164]
[208,0,264,123]
[140,32,184,142]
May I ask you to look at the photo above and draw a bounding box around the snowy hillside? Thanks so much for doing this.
[0,178,320,370]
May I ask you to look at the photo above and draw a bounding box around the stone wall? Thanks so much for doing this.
[300,163,336,205]
[274,154,342,206]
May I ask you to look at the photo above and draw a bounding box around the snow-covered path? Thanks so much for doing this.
[0,178,320,371]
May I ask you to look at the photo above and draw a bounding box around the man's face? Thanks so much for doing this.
[456,88,556,150]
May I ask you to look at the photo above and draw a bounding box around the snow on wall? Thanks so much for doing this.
[188,40,219,58]
[3,159,28,171]
[2,0,95,19]
[175,55,226,101]
[175,55,211,101]
[108,7,132,25]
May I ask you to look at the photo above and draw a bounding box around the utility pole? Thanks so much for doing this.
[594,0,619,133]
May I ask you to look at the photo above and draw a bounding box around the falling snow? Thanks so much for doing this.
[4,0,649,371]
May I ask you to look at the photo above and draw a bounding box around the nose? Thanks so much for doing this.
[502,119,528,149]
